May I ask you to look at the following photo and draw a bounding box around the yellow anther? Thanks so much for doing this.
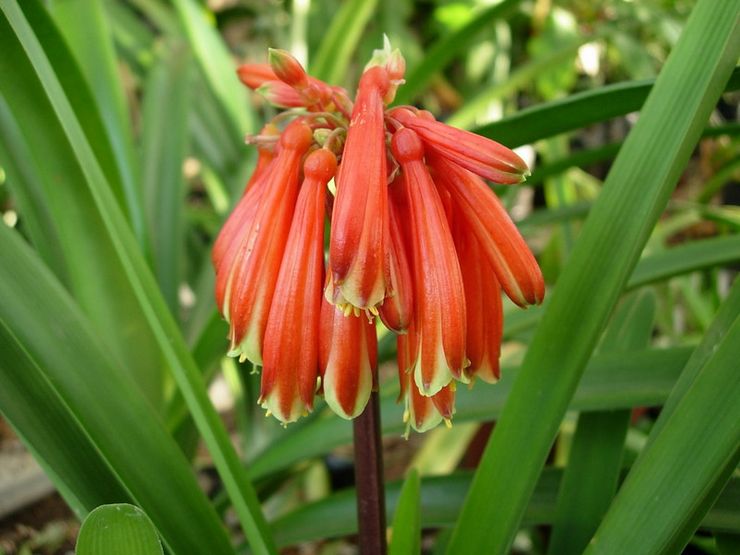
[265,410,272,418]
[444,418,453,429]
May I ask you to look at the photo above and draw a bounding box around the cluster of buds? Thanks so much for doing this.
[214,43,544,433]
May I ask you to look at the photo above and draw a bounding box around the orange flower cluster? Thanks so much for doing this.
[214,45,544,433]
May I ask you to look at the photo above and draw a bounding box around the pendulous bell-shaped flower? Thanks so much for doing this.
[259,149,337,423]
[391,128,467,396]
[389,107,529,184]
[377,177,413,333]
[327,65,390,313]
[452,214,503,383]
[217,120,313,364]
[431,152,545,307]
[319,295,378,419]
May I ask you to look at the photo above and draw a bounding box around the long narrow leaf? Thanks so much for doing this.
[140,42,192,315]
[548,291,656,554]
[0,0,164,405]
[270,471,740,548]
[47,0,143,243]
[446,2,740,552]
[587,279,740,554]
[0,225,234,555]
[389,470,421,555]
[0,3,276,552]
[171,0,253,135]
[473,67,740,147]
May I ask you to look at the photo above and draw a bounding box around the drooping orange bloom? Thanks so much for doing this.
[391,128,467,396]
[215,44,544,432]
[326,65,391,313]
[389,107,529,184]
[259,149,336,423]
[431,153,545,307]
[319,295,378,419]
[452,214,503,384]
[219,120,313,364]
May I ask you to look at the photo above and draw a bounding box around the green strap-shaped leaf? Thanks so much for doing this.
[587,278,740,554]
[0,0,164,407]
[310,0,378,85]
[547,291,656,554]
[47,0,143,244]
[528,123,740,188]
[0,3,275,552]
[389,470,421,555]
[171,0,253,135]
[473,67,740,148]
[445,1,740,552]
[76,504,163,555]
[140,42,192,316]
[269,470,739,548]
[0,225,233,555]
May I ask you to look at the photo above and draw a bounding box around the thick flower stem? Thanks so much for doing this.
[352,390,387,555]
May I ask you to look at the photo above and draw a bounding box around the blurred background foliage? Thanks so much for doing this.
[0,0,738,553]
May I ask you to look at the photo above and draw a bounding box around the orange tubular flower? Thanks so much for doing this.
[389,107,529,184]
[219,120,313,364]
[319,295,378,419]
[397,319,455,433]
[212,124,278,273]
[431,153,545,307]
[236,63,277,89]
[327,66,390,312]
[391,128,467,396]
[259,149,336,423]
[405,376,456,434]
[453,216,503,383]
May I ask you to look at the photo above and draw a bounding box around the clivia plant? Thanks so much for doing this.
[0,0,738,554]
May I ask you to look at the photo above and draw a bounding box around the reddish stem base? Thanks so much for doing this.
[352,391,387,555]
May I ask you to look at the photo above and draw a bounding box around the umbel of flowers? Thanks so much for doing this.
[213,42,545,434]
